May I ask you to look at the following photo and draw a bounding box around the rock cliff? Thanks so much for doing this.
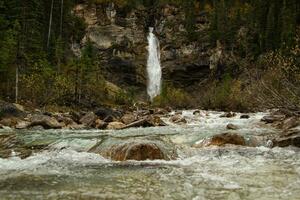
[73,2,212,98]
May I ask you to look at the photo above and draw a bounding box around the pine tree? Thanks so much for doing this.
[265,3,276,50]
[280,0,297,49]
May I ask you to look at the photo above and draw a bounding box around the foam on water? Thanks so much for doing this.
[0,149,110,172]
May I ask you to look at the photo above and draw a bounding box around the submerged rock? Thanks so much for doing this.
[211,133,245,146]
[220,112,236,118]
[240,114,250,119]
[226,123,239,130]
[194,133,246,147]
[193,110,201,115]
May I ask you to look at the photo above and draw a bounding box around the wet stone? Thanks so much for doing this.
[227,123,239,130]
[240,115,250,119]
[220,112,236,118]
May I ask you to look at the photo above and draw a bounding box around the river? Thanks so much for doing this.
[0,111,299,199]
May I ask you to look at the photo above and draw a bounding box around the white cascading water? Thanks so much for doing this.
[147,27,162,101]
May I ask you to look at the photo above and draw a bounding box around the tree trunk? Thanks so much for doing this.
[60,0,64,37]
[15,66,19,104]
[47,0,54,49]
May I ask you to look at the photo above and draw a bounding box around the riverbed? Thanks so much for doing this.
[0,111,299,200]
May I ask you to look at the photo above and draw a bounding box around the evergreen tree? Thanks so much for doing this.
[280,0,297,49]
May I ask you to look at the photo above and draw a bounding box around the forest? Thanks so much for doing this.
[0,0,299,111]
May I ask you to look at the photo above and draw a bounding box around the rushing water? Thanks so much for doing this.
[147,27,162,101]
[0,111,300,200]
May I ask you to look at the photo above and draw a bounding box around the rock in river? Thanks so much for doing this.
[273,127,300,148]
[261,115,285,123]
[220,112,236,118]
[89,138,176,161]
[226,123,239,130]
[240,114,250,119]
[29,114,62,129]
[194,133,246,147]
[108,142,166,161]
[170,114,187,124]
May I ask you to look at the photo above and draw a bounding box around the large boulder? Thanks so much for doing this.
[0,100,25,119]
[90,138,175,161]
[29,114,62,129]
[108,142,166,161]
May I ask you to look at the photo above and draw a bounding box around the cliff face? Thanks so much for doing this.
[73,3,211,95]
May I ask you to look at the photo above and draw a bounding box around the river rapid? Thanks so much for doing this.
[0,111,299,200]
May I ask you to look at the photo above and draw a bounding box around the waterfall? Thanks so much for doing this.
[147,27,162,101]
